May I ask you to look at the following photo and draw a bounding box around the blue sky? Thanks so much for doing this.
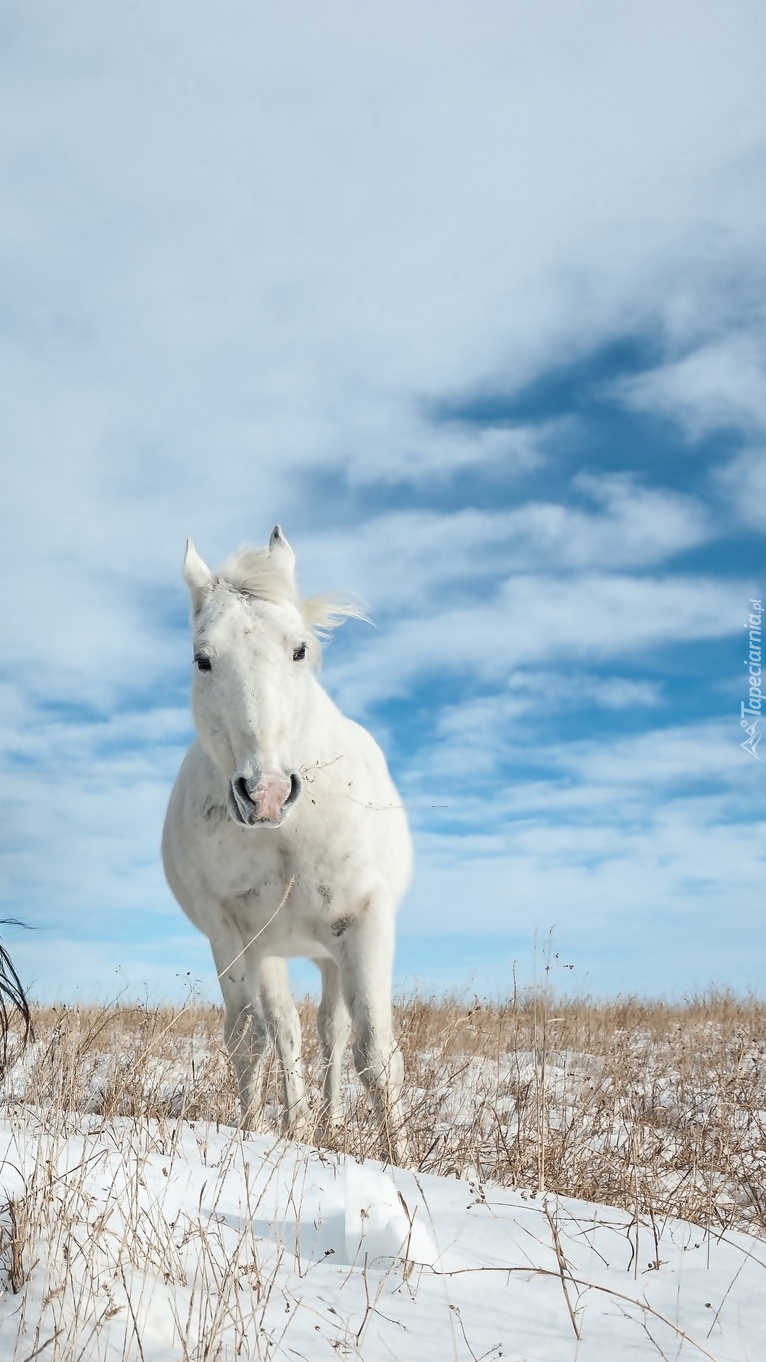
[1,0,765,1001]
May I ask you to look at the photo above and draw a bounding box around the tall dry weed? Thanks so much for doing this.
[3,989,765,1240]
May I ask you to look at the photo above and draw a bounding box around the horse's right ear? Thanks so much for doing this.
[269,524,296,574]
[183,539,213,609]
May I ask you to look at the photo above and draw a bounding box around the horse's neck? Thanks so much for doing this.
[301,676,349,759]
[302,675,344,751]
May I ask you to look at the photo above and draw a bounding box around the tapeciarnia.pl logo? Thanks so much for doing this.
[741,597,763,760]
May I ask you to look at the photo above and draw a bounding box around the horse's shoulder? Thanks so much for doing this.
[177,738,218,789]
[335,709,384,759]
[166,740,227,838]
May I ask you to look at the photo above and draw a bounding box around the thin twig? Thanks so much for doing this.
[543,1199,582,1340]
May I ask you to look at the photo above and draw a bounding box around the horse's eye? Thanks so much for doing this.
[292,644,307,662]
[194,655,212,672]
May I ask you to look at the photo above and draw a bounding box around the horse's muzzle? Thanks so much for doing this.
[229,769,303,827]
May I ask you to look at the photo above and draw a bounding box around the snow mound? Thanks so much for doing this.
[1,1116,765,1361]
[344,1159,441,1267]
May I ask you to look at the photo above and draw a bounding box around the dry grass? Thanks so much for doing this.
[3,986,765,1241]
[1,988,765,1360]
[394,989,766,1238]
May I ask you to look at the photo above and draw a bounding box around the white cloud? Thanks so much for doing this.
[0,681,191,934]
[0,1,757,702]
[399,719,766,995]
[716,447,766,531]
[1,0,765,998]
[4,930,216,1006]
[2,0,764,532]
[412,674,663,782]
[615,336,766,439]
[327,572,741,714]
[301,478,710,608]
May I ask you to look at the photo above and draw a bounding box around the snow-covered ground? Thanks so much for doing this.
[1,1115,764,1362]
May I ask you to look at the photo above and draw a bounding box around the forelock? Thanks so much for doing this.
[206,545,368,668]
[216,547,297,607]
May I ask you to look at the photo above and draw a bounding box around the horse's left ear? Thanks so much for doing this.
[269,524,296,573]
[183,539,213,610]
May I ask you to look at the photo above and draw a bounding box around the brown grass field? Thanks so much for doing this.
[4,987,764,1241]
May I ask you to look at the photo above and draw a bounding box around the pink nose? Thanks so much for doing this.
[248,771,292,822]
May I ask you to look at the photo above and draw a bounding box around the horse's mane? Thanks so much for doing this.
[216,547,368,664]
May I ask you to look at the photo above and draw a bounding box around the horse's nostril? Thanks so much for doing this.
[233,776,253,805]
[286,772,303,807]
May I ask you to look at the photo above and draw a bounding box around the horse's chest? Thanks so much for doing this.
[195,817,347,928]
[199,822,289,900]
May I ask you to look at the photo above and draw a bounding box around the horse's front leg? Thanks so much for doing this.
[257,955,310,1137]
[210,926,268,1129]
[316,958,351,1133]
[337,902,408,1166]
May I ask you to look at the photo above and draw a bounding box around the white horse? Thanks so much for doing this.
[162,526,412,1161]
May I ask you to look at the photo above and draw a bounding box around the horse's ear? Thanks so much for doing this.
[183,539,213,609]
[269,524,296,573]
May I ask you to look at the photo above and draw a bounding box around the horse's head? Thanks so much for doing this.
[182,526,314,829]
